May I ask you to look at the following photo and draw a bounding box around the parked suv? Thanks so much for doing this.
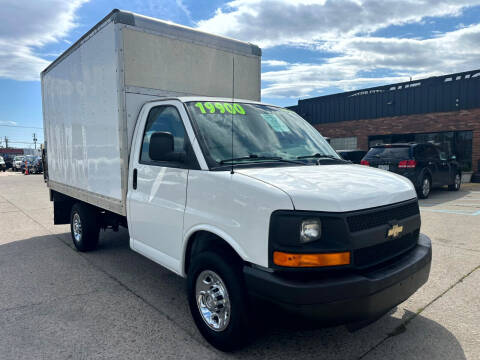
[0,156,5,172]
[361,143,461,198]
[337,150,367,164]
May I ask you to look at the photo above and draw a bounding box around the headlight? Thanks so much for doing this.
[300,219,322,243]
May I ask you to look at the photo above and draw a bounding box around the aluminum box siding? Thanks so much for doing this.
[122,27,260,101]
[42,11,262,216]
[43,21,123,204]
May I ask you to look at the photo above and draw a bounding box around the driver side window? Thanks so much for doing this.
[140,106,186,164]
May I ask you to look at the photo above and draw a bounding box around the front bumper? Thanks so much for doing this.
[244,234,431,325]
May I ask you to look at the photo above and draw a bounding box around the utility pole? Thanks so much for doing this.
[33,133,38,150]
[4,136,8,148]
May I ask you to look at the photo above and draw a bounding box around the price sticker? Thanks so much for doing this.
[194,102,246,115]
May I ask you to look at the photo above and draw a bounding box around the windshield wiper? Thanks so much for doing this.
[297,153,342,160]
[219,154,305,165]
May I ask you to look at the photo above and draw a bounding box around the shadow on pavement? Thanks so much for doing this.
[0,230,467,360]
[418,186,471,207]
[230,308,467,360]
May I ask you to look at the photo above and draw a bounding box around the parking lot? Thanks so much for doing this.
[0,171,479,359]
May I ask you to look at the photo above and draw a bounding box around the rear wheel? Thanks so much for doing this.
[448,173,461,191]
[187,251,250,351]
[70,203,100,251]
[418,175,431,199]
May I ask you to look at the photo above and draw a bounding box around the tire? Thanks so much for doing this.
[70,202,100,251]
[448,172,461,191]
[418,175,431,199]
[187,251,251,351]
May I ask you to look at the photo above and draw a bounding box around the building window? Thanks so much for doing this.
[330,136,358,150]
[368,130,473,171]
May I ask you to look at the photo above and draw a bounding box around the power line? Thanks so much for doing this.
[4,141,38,144]
[0,124,43,129]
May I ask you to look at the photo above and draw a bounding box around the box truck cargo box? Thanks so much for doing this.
[42,9,261,215]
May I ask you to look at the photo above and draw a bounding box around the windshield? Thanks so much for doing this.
[24,155,35,162]
[186,101,339,167]
[0,156,4,162]
[364,147,411,160]
[15,156,24,161]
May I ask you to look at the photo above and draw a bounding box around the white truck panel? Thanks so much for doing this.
[122,27,260,101]
[43,21,123,203]
[42,10,261,216]
[182,170,294,273]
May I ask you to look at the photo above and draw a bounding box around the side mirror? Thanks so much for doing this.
[149,132,185,163]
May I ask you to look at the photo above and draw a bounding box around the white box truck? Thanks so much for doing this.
[43,9,431,351]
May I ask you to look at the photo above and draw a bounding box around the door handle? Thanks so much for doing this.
[133,168,137,190]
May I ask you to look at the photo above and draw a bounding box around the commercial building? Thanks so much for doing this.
[289,69,480,174]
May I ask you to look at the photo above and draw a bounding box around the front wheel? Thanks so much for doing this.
[70,203,100,251]
[448,173,461,191]
[187,251,251,351]
[418,175,431,199]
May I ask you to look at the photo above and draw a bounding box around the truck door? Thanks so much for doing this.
[127,101,200,274]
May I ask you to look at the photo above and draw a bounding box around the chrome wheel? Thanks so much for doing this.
[195,270,231,332]
[72,213,82,242]
[454,174,461,189]
[422,178,430,197]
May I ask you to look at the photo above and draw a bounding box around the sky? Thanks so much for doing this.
[1,0,480,147]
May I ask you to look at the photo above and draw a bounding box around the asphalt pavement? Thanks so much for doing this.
[0,170,479,359]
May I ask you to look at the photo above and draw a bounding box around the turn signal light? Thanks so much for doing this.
[360,160,370,166]
[273,251,351,267]
[398,160,417,169]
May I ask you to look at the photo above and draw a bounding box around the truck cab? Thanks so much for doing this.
[98,96,429,350]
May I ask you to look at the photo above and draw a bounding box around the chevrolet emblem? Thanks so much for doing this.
[387,224,404,238]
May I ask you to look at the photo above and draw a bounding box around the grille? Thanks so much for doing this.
[354,231,419,269]
[347,201,419,232]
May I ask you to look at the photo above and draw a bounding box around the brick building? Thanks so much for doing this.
[289,69,480,173]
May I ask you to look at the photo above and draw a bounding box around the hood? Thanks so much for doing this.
[236,164,416,212]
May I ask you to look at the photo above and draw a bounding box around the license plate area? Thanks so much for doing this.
[378,164,390,171]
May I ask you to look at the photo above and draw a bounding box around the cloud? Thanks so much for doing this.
[0,121,18,126]
[262,60,289,67]
[198,0,480,47]
[0,0,88,81]
[197,0,480,98]
[261,24,480,98]
[129,0,193,24]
